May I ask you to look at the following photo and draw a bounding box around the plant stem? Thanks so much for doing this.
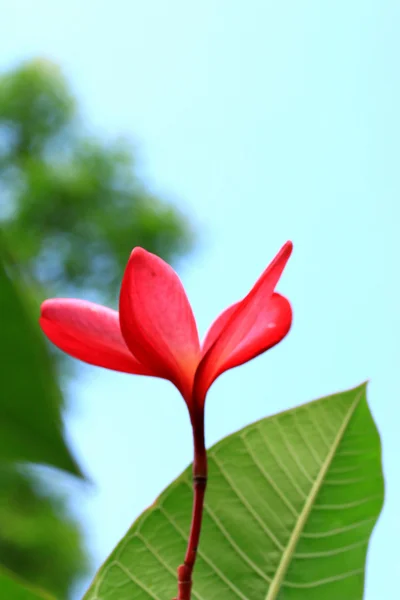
[174,407,207,600]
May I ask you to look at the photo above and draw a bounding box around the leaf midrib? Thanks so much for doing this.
[264,390,363,600]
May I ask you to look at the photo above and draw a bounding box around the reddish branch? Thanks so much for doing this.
[174,407,208,600]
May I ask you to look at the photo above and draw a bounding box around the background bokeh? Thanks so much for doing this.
[1,1,399,599]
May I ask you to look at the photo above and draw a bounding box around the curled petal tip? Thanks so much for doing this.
[128,247,149,262]
[130,246,147,256]
[284,240,293,253]
[277,240,293,263]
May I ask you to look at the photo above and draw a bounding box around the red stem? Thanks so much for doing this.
[173,405,207,600]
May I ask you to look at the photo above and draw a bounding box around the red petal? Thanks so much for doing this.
[40,299,152,375]
[195,242,293,401]
[119,248,200,401]
[201,302,239,356]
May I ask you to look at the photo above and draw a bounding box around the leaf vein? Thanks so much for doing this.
[182,481,271,583]
[271,419,314,484]
[210,453,284,552]
[256,425,307,500]
[241,435,298,519]
[158,505,249,600]
[113,561,163,600]
[283,567,364,588]
[264,390,363,599]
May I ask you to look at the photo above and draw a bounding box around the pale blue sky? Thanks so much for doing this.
[2,1,399,599]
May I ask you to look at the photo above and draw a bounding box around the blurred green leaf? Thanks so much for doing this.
[0,60,194,304]
[0,567,54,600]
[0,234,81,476]
[0,465,88,599]
[83,383,384,600]
[0,59,74,160]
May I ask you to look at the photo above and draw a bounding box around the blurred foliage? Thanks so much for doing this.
[0,566,54,600]
[0,238,86,599]
[0,59,193,303]
[0,234,81,474]
[0,59,194,598]
[0,467,87,599]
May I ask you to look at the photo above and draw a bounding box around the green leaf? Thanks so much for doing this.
[83,383,384,600]
[0,567,54,600]
[0,234,81,476]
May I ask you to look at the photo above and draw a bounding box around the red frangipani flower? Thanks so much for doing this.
[40,241,293,600]
[40,241,293,418]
